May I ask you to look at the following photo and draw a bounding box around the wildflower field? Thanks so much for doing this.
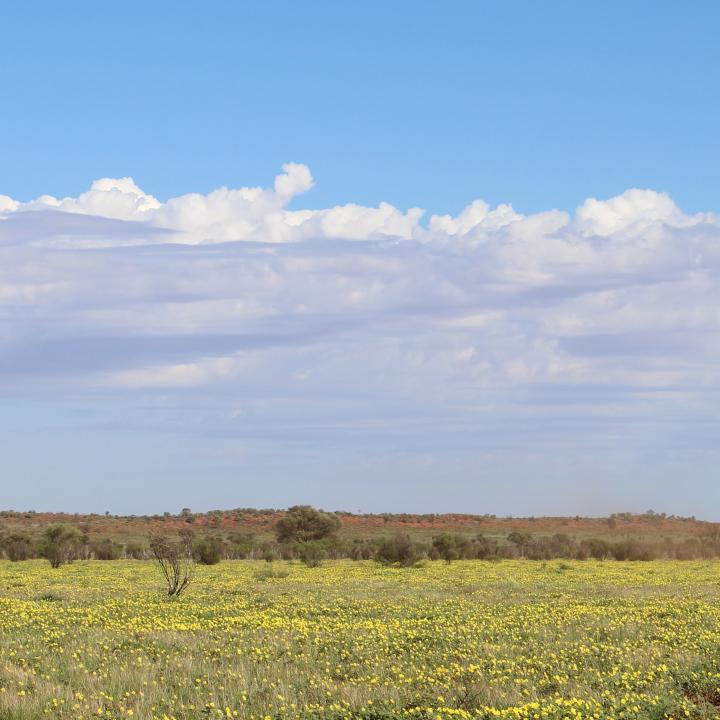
[1,560,720,720]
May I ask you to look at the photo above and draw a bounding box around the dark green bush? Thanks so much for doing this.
[2,532,35,561]
[38,525,85,569]
[91,538,123,560]
[193,537,222,565]
[431,533,460,563]
[275,505,341,543]
[374,534,423,567]
[298,540,327,567]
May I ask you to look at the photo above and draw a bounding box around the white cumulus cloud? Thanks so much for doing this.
[1,165,720,475]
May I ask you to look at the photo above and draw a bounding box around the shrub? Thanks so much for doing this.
[193,537,222,565]
[275,505,341,543]
[298,540,327,567]
[38,525,85,569]
[580,538,611,559]
[279,543,297,560]
[149,534,194,597]
[431,534,460,563]
[350,541,375,560]
[611,540,658,561]
[124,541,146,559]
[91,538,123,560]
[472,534,499,559]
[507,531,533,557]
[2,532,34,561]
[375,534,423,567]
[226,533,256,559]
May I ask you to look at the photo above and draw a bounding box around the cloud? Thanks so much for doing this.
[106,352,254,389]
[1,165,720,460]
[574,189,689,236]
[273,162,314,198]
[3,163,426,244]
[0,195,19,213]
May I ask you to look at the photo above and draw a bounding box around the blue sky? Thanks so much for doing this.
[1,2,720,516]
[2,1,718,214]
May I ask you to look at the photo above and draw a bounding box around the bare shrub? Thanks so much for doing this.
[149,534,194,597]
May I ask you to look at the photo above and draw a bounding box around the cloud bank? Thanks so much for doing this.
[2,164,720,505]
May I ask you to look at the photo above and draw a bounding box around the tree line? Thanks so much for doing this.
[3,506,720,569]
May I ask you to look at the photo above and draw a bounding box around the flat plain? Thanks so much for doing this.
[2,559,720,720]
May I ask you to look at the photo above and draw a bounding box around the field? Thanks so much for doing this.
[2,560,720,720]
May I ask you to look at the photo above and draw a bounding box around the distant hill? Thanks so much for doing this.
[0,508,714,545]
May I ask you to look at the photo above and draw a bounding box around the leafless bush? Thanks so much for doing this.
[149,534,194,597]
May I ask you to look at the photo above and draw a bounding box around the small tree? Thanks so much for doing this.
[38,525,84,569]
[149,534,194,597]
[275,505,341,544]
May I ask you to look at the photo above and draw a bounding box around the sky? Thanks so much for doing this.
[1,1,719,517]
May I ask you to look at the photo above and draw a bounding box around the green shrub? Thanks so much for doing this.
[375,534,423,567]
[38,525,85,569]
[431,533,460,563]
[2,532,34,561]
[275,505,341,543]
[298,540,327,567]
[91,538,123,560]
[193,537,222,565]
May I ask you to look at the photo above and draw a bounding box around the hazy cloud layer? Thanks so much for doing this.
[2,166,720,512]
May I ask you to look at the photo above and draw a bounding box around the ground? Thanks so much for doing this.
[1,559,720,719]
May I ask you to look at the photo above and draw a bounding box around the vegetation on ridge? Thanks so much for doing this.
[2,507,719,566]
